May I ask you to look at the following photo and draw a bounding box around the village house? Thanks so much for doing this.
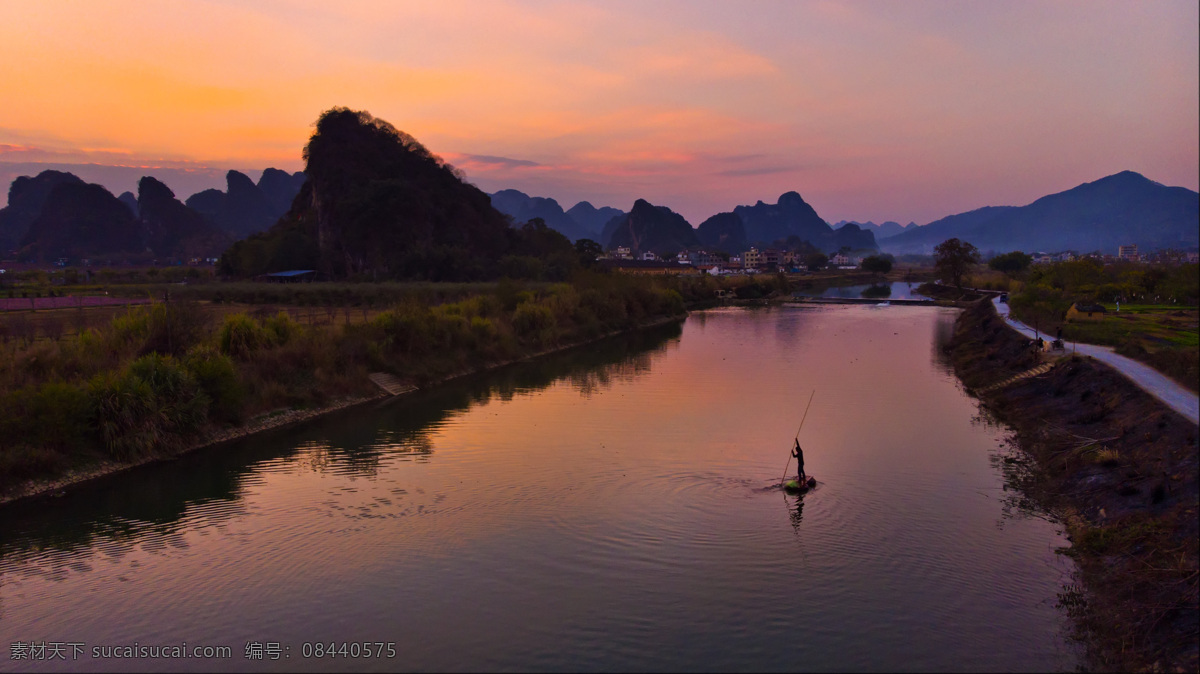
[676,250,722,267]
[1065,302,1107,322]
[602,246,633,260]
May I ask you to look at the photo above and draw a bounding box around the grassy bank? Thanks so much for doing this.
[991,260,1198,393]
[1009,300,1199,394]
[1,271,778,501]
[947,299,1198,671]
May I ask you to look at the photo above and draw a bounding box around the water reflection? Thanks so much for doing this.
[795,281,929,300]
[931,309,958,376]
[860,284,892,299]
[0,321,683,563]
[0,309,1078,672]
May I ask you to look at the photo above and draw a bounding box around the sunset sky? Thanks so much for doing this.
[1,0,1196,226]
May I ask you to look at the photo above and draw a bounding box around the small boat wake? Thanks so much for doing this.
[782,476,818,493]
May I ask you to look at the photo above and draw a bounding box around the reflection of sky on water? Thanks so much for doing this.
[796,281,931,300]
[0,323,684,563]
[0,309,1077,672]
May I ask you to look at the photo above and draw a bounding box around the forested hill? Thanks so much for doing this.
[733,191,876,251]
[605,199,701,256]
[220,108,579,281]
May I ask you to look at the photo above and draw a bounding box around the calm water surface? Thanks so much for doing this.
[796,281,930,300]
[0,306,1078,672]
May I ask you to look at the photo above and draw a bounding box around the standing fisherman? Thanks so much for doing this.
[792,439,806,482]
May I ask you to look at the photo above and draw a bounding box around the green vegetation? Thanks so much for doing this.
[804,253,828,272]
[0,271,750,496]
[860,254,893,274]
[987,251,1032,276]
[1006,260,1199,391]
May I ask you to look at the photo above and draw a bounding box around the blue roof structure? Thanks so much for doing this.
[265,270,316,277]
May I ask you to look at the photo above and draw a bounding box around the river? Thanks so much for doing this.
[0,305,1078,672]
[794,281,930,300]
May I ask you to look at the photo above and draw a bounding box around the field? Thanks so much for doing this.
[1013,302,1199,393]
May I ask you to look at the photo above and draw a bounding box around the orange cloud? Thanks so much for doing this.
[0,0,1194,224]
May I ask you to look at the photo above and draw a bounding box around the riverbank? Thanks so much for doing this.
[0,310,686,506]
[947,298,1198,672]
[0,273,711,503]
[0,392,387,505]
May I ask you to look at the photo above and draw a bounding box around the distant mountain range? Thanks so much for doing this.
[0,167,305,262]
[488,189,620,243]
[878,171,1199,255]
[494,188,877,256]
[186,169,306,239]
[497,171,1197,258]
[5,151,1193,267]
[834,220,917,239]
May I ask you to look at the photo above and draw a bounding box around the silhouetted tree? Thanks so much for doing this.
[575,238,602,267]
[861,254,893,274]
[934,238,981,289]
[988,251,1032,276]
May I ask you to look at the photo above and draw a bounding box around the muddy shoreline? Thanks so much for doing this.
[0,313,686,507]
[947,299,1198,672]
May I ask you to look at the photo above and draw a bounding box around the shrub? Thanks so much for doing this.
[185,346,245,424]
[372,304,433,354]
[469,316,497,343]
[90,354,209,460]
[109,306,151,349]
[0,382,93,454]
[262,311,299,346]
[512,301,557,345]
[656,288,685,315]
[140,301,211,356]
[218,313,275,358]
[430,307,472,349]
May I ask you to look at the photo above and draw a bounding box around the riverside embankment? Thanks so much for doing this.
[0,273,717,506]
[0,310,686,507]
[947,298,1198,672]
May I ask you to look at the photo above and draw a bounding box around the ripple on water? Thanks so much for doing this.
[0,307,1078,672]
